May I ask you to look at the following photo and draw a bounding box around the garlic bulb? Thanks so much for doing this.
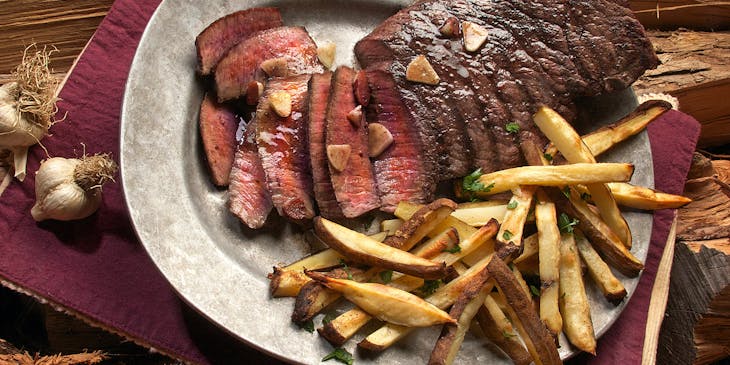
[31,154,118,222]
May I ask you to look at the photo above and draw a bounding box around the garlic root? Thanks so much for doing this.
[0,45,60,181]
[31,154,118,222]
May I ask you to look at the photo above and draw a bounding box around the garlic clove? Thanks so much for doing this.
[406,55,440,85]
[269,91,292,117]
[347,105,363,127]
[260,57,289,77]
[327,144,351,172]
[462,21,489,52]
[368,123,394,157]
[317,41,336,69]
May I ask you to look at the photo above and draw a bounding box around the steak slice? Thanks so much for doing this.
[308,72,343,219]
[199,92,239,186]
[365,69,434,212]
[214,26,323,101]
[256,75,316,223]
[195,8,282,75]
[325,66,380,218]
[228,119,273,229]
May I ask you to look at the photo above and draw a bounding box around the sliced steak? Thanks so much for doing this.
[199,92,239,186]
[256,75,316,223]
[214,26,323,101]
[228,119,273,229]
[307,72,343,219]
[365,69,434,212]
[195,8,282,75]
[325,66,380,218]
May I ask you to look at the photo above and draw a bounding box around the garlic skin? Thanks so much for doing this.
[31,156,116,222]
[0,82,48,148]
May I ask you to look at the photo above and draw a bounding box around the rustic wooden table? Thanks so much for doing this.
[0,1,728,364]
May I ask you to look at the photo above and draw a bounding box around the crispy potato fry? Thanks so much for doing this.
[488,256,561,365]
[550,188,644,277]
[473,163,633,195]
[384,198,458,250]
[598,182,691,210]
[412,227,458,258]
[533,105,631,248]
[429,286,491,365]
[534,189,563,335]
[368,231,388,243]
[394,201,478,242]
[315,217,450,279]
[380,219,403,236]
[574,230,627,303]
[358,246,518,351]
[514,233,539,264]
[476,295,532,365]
[292,266,370,323]
[510,264,533,306]
[430,219,499,266]
[559,233,596,354]
[270,268,311,297]
[306,271,455,327]
[581,100,671,156]
[451,200,509,226]
[283,248,343,272]
[497,186,536,249]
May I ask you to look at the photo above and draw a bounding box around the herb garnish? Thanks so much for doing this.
[462,168,494,193]
[530,285,541,297]
[562,186,571,199]
[502,330,517,338]
[379,270,393,284]
[506,122,520,134]
[558,213,579,234]
[443,245,462,253]
[581,192,592,201]
[507,201,518,209]
[322,312,337,325]
[419,280,441,296]
[301,319,315,333]
[543,153,553,162]
[322,348,354,365]
[502,230,513,241]
[339,259,354,280]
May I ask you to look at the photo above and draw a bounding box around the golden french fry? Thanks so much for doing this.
[534,105,631,248]
[574,230,627,303]
[306,271,455,327]
[602,182,691,210]
[283,248,343,272]
[314,217,450,279]
[559,233,596,354]
[292,266,370,323]
[514,233,538,264]
[534,189,563,335]
[476,295,532,365]
[473,163,633,195]
[497,186,536,248]
[412,227,458,259]
[380,219,403,236]
[581,100,671,156]
[384,198,458,250]
[429,286,491,365]
[451,200,509,226]
[394,201,478,242]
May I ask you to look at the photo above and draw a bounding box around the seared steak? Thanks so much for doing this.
[215,26,323,101]
[256,75,316,223]
[198,92,239,186]
[228,119,273,229]
[308,72,343,219]
[195,8,282,75]
[325,66,380,217]
[355,0,658,176]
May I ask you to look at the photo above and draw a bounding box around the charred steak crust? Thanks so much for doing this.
[195,8,283,75]
[325,66,381,218]
[308,72,344,219]
[228,119,273,229]
[214,26,323,102]
[256,75,316,223]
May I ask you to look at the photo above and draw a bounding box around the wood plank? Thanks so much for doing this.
[629,0,730,30]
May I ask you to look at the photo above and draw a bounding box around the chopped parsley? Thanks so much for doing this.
[507,201,518,209]
[502,330,517,338]
[322,348,354,365]
[558,213,579,234]
[379,270,393,284]
[322,312,337,325]
[562,186,571,199]
[339,259,354,280]
[443,244,462,254]
[543,153,553,162]
[301,319,315,333]
[502,230,514,241]
[530,285,541,297]
[506,122,520,134]
[581,192,592,201]
[462,168,495,194]
[419,280,442,296]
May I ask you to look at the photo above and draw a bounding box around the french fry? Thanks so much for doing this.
[451,200,509,226]
[534,189,563,335]
[581,100,672,156]
[380,219,403,236]
[514,233,539,264]
[497,186,536,249]
[305,271,456,327]
[394,201,478,242]
[559,233,596,354]
[292,266,370,323]
[314,217,450,279]
[358,246,518,351]
[473,163,633,195]
[550,188,644,277]
[428,286,491,365]
[510,264,533,306]
[594,182,691,210]
[488,256,561,365]
[368,231,388,243]
[411,227,458,259]
[574,230,627,303]
[534,105,631,248]
[476,295,532,365]
[384,198,458,250]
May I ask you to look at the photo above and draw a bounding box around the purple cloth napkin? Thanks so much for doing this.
[0,0,699,363]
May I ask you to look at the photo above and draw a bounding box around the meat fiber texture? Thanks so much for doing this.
[256,75,316,224]
[355,0,658,195]
[214,26,323,101]
[195,7,283,75]
[228,119,273,229]
[325,66,381,217]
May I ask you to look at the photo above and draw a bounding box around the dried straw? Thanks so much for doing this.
[11,44,59,129]
[73,153,118,192]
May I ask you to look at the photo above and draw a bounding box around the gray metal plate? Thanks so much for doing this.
[120,1,653,363]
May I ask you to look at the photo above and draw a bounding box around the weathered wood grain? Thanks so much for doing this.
[630,0,730,30]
